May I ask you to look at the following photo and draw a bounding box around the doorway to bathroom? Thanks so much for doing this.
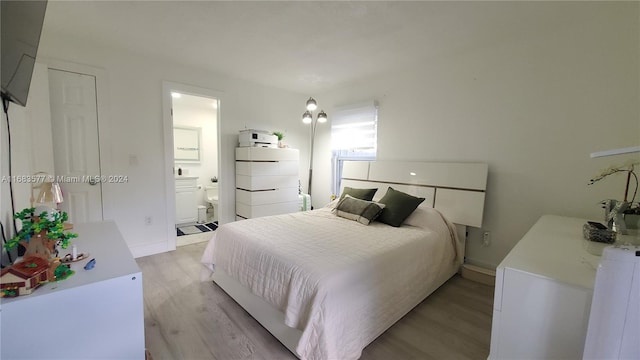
[162,81,221,248]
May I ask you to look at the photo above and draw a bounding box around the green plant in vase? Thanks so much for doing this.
[272,131,284,141]
[273,131,285,147]
[4,208,78,261]
[589,160,639,234]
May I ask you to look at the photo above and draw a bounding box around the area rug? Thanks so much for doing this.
[176,222,218,236]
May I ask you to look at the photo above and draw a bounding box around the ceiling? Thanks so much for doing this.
[41,1,590,95]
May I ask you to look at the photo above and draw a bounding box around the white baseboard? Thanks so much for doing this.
[129,241,171,259]
[464,257,497,270]
[460,263,496,286]
[130,231,213,258]
[176,232,212,247]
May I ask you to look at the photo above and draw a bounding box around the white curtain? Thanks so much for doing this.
[331,101,378,151]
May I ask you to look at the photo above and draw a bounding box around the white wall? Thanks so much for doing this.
[312,2,640,268]
[35,34,310,257]
[0,63,55,265]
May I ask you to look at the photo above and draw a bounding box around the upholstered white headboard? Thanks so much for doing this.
[340,161,488,227]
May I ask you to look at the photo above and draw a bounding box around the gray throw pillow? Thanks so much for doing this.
[377,187,425,227]
[339,187,378,201]
[334,195,385,225]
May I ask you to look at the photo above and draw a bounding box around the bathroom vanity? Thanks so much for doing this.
[175,176,199,224]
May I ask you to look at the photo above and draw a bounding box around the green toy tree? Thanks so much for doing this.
[4,208,78,261]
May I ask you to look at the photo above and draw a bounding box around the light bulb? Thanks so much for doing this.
[302,111,312,124]
[317,110,327,123]
[306,97,317,111]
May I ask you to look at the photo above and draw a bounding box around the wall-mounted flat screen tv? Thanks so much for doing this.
[1,0,48,107]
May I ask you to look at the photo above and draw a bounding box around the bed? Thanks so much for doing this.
[201,161,488,360]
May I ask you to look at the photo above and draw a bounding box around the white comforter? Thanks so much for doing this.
[201,206,460,360]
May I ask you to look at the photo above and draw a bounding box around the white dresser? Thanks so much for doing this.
[1,221,145,359]
[235,147,300,219]
[489,215,601,360]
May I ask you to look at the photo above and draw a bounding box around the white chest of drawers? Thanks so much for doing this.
[235,147,299,219]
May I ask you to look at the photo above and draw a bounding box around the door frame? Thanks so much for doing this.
[162,81,222,251]
[39,57,111,220]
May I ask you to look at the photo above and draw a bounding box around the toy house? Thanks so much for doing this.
[0,256,52,297]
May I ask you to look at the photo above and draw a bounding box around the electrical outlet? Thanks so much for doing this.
[144,216,152,226]
[482,231,491,247]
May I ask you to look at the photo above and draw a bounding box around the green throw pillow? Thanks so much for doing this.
[334,195,385,225]
[377,187,425,227]
[339,187,378,201]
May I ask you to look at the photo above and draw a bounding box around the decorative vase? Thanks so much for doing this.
[607,200,630,235]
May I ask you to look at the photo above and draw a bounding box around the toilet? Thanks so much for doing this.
[204,183,219,221]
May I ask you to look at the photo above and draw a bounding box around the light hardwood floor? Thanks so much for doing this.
[137,242,494,360]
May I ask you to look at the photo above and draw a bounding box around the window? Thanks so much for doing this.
[331,101,378,195]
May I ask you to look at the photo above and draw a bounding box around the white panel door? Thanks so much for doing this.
[48,69,103,224]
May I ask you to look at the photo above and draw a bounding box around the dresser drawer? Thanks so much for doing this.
[236,188,299,206]
[236,160,298,176]
[236,175,298,191]
[235,147,299,161]
[236,201,300,219]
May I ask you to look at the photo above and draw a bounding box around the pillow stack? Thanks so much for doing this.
[334,186,425,227]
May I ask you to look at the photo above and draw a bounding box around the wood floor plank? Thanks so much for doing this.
[137,242,494,360]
